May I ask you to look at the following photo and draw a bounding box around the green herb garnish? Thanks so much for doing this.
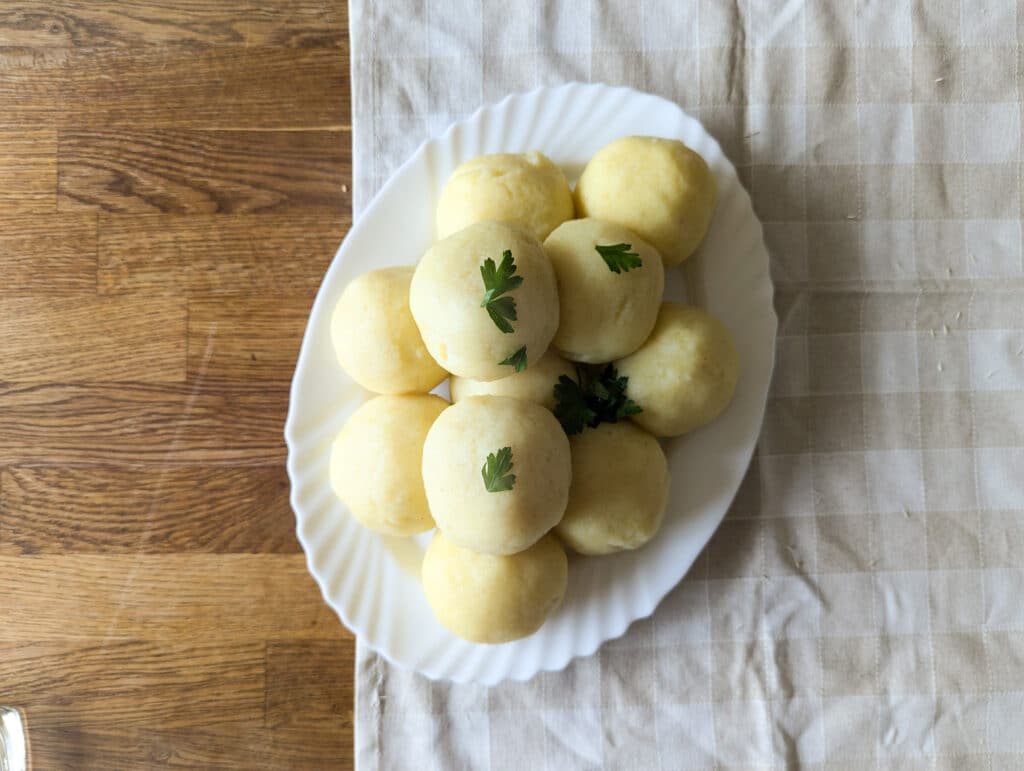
[499,345,528,373]
[553,364,642,435]
[481,446,516,492]
[480,249,523,333]
[595,243,643,274]
[552,374,596,435]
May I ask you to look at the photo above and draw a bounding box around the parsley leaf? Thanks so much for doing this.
[480,250,524,333]
[485,296,517,333]
[553,373,597,435]
[596,365,643,421]
[481,446,516,492]
[553,365,642,435]
[595,243,643,274]
[499,345,528,373]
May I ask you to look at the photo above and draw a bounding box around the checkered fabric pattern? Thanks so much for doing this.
[350,1,1024,768]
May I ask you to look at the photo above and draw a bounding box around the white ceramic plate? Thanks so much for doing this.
[285,82,776,685]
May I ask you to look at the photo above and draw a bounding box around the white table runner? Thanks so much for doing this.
[350,1,1024,768]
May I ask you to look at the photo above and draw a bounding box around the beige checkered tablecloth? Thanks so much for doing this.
[349,1,1024,768]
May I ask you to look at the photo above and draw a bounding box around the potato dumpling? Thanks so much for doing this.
[330,394,447,536]
[436,151,574,241]
[450,348,575,411]
[410,220,560,381]
[422,531,568,643]
[544,218,665,363]
[421,395,571,555]
[331,267,447,394]
[555,422,670,555]
[574,136,716,266]
[616,303,739,437]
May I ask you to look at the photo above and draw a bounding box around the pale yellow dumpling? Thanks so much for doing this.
[410,220,559,381]
[544,218,665,363]
[421,395,571,555]
[449,348,575,411]
[331,267,447,394]
[574,136,716,265]
[556,422,670,555]
[422,531,568,643]
[436,151,574,241]
[329,394,447,536]
[616,303,739,437]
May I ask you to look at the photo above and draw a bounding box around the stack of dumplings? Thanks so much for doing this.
[329,137,739,643]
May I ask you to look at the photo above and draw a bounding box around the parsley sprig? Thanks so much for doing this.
[481,446,516,492]
[499,345,528,373]
[480,250,524,333]
[553,364,642,435]
[595,243,643,274]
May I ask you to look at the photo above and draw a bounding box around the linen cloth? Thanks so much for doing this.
[350,1,1024,768]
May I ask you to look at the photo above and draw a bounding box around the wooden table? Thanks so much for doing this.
[0,3,354,767]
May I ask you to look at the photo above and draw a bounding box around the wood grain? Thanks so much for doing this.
[0,49,64,127]
[1,2,355,764]
[63,46,348,129]
[2,47,348,129]
[59,130,350,214]
[0,465,298,554]
[0,554,341,640]
[0,128,57,212]
[0,1,345,48]
[1,214,97,294]
[97,214,347,296]
[0,640,265,728]
[187,297,312,382]
[0,383,289,464]
[0,297,186,383]
[27,725,352,769]
[265,640,356,729]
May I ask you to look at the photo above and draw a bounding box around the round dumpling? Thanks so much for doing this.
[544,218,665,363]
[555,422,670,555]
[410,220,559,381]
[436,151,574,241]
[574,136,716,266]
[331,267,447,394]
[329,394,447,536]
[422,531,567,643]
[421,395,571,555]
[450,348,575,411]
[615,303,739,437]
